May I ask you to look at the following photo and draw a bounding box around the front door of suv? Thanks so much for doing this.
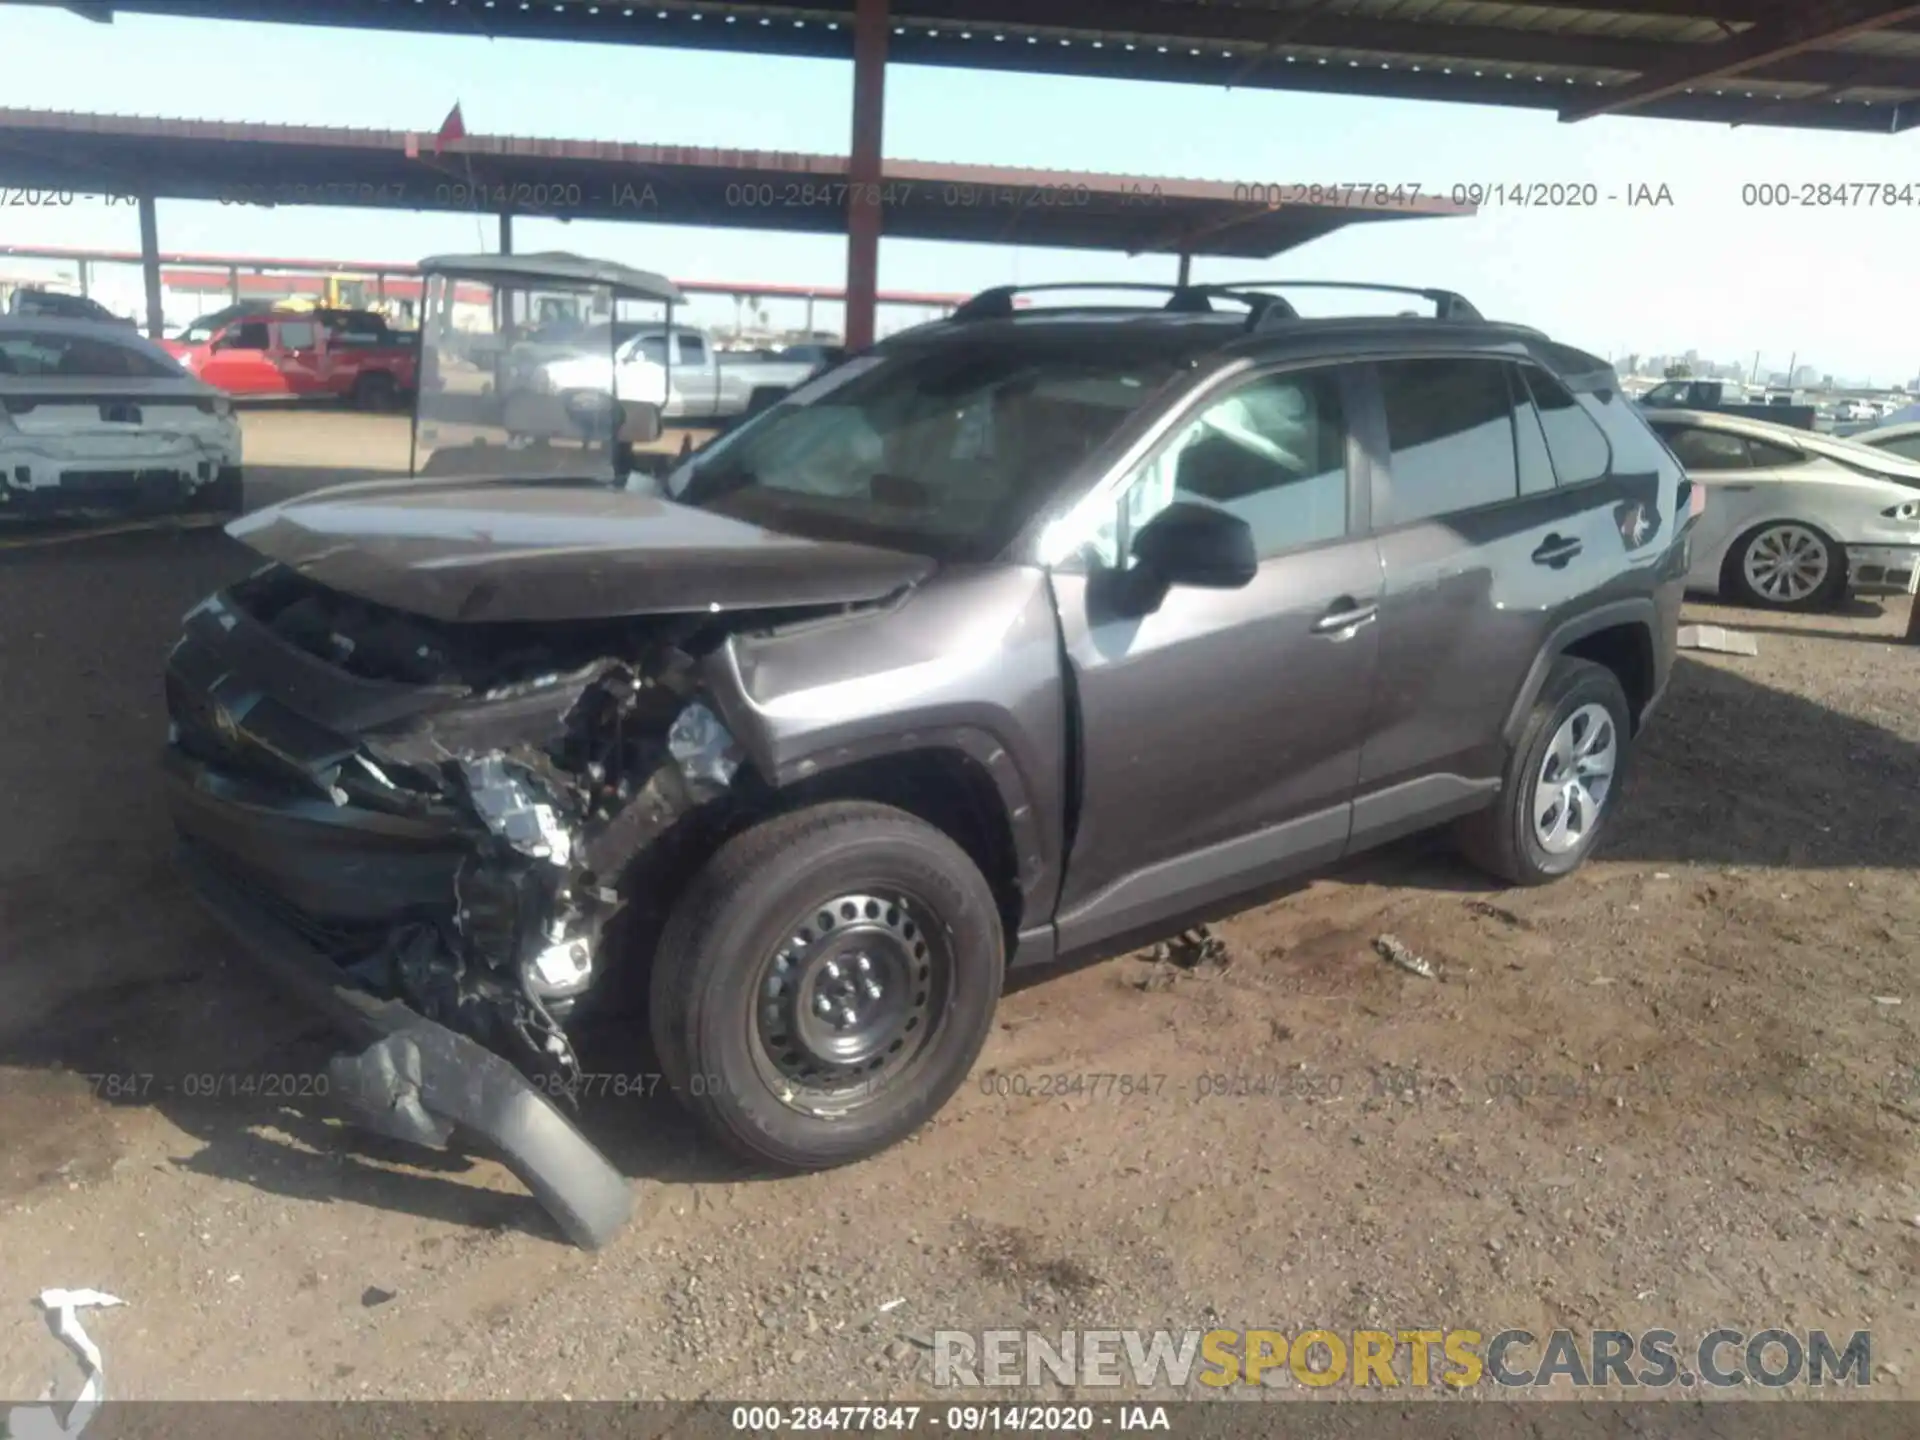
[1050,363,1385,954]
[1348,356,1644,846]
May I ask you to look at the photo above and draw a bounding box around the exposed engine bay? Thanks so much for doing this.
[165,563,812,1104]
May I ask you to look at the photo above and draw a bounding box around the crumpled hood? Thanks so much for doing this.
[227,476,935,623]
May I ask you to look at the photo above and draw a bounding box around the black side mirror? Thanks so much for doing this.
[1130,500,1258,590]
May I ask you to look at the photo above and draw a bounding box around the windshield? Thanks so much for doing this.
[661,339,1185,560]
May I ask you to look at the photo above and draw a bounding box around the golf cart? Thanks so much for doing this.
[412,251,682,481]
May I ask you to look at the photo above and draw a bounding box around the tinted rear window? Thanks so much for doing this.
[0,331,179,378]
[1522,368,1611,486]
[1376,358,1520,524]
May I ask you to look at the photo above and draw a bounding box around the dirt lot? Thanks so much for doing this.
[2,411,1916,1403]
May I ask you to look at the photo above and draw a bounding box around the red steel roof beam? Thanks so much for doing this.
[1559,0,1920,121]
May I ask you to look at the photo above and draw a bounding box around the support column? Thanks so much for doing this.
[843,0,888,351]
[137,193,165,339]
[228,265,241,303]
[499,212,514,255]
[77,260,90,298]
[805,293,816,336]
[1176,251,1192,287]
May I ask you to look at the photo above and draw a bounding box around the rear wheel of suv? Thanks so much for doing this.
[649,801,1004,1171]
[1723,520,1846,611]
[1456,658,1632,886]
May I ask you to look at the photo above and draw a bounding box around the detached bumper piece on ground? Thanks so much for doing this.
[176,847,633,1250]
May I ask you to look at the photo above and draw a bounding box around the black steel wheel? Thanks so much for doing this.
[751,890,953,1109]
[650,802,1004,1170]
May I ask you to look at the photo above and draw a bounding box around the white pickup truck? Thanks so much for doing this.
[533,325,820,421]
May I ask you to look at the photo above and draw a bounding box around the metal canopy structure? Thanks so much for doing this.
[16,0,1913,347]
[0,244,981,311]
[0,108,1466,262]
[25,0,1920,133]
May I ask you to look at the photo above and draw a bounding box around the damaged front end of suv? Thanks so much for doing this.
[164,557,821,1248]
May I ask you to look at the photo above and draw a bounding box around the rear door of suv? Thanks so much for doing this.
[1346,353,1655,849]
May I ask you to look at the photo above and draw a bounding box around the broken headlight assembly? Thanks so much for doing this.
[667,699,744,788]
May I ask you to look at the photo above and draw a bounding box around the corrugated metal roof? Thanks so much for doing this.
[0,109,1474,260]
[0,245,979,304]
[15,0,1919,131]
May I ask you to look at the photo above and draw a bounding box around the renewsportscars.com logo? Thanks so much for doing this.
[931,1328,1874,1390]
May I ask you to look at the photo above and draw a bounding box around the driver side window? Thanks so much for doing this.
[1090,369,1349,569]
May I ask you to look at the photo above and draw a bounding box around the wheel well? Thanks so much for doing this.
[764,750,1025,939]
[603,749,1022,1012]
[1562,623,1654,731]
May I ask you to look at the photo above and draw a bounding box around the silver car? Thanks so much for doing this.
[1644,407,1920,609]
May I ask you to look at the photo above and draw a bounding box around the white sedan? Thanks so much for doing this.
[1643,407,1920,610]
[0,317,242,520]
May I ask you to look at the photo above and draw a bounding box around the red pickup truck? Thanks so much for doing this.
[162,312,418,410]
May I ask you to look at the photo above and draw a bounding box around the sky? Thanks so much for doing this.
[2,6,1919,383]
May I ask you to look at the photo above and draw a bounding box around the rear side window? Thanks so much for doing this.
[1745,438,1807,468]
[679,335,708,366]
[1660,425,1751,471]
[0,331,178,378]
[1507,365,1558,497]
[1376,358,1519,525]
[1872,433,1920,462]
[277,321,318,350]
[1522,369,1610,486]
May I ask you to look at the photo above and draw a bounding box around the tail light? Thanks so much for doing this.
[1679,478,1705,521]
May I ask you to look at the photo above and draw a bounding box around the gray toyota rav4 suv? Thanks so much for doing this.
[165,281,1692,1246]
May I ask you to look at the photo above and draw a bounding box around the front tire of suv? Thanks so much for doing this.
[649,801,1005,1171]
[1456,658,1632,887]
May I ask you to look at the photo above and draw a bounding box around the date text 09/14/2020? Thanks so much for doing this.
[1226,182,1674,209]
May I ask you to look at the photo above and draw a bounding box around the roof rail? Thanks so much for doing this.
[948,282,1224,321]
[945,279,1484,329]
[1193,280,1482,329]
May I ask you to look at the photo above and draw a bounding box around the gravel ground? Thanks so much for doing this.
[1,412,1916,1404]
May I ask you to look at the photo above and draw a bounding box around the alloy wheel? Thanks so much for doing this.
[1532,702,1617,856]
[1741,524,1830,605]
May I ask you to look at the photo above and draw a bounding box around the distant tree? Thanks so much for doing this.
[1664,362,1692,379]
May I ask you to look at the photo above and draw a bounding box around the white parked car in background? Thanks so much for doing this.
[0,318,242,519]
[1644,408,1920,610]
